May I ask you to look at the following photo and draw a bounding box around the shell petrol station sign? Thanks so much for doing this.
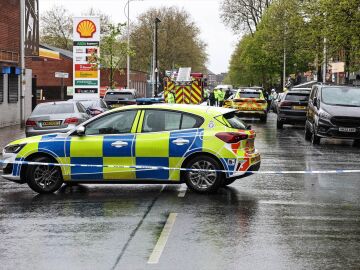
[73,17,100,99]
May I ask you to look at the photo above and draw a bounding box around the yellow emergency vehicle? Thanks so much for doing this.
[224,88,268,122]
[1,104,260,194]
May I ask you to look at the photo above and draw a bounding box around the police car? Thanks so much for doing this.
[224,88,268,122]
[1,104,261,194]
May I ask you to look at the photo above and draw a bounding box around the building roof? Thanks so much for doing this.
[40,44,73,59]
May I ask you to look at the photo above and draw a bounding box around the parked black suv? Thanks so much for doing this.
[305,85,360,145]
[277,90,311,129]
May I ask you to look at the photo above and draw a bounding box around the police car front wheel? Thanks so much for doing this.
[184,155,224,193]
[26,156,63,194]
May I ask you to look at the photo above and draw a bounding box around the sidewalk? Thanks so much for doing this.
[0,125,26,152]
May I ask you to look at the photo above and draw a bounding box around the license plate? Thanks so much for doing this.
[293,106,306,110]
[42,121,61,127]
[339,127,356,132]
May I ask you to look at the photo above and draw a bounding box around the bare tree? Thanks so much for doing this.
[220,0,272,35]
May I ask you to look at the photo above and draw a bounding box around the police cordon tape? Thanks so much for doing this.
[1,160,360,175]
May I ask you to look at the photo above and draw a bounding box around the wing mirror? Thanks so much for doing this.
[246,124,252,130]
[76,125,85,136]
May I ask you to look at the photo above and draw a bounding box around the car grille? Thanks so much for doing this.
[330,117,360,127]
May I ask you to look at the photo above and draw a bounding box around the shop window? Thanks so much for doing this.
[8,75,19,103]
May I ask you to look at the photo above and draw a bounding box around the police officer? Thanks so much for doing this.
[209,89,215,106]
[213,88,220,106]
[167,89,175,104]
[217,89,225,107]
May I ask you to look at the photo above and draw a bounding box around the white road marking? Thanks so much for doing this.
[148,213,177,264]
[178,185,187,197]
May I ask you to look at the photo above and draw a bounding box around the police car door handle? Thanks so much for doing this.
[111,141,128,148]
[172,138,189,145]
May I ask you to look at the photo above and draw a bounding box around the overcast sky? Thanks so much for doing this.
[39,0,238,74]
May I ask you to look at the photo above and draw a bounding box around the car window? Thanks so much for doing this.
[285,93,309,101]
[32,103,74,115]
[143,110,182,132]
[181,114,203,129]
[85,110,137,135]
[76,102,87,113]
[216,111,248,129]
[100,99,108,108]
[310,87,317,100]
[237,92,260,98]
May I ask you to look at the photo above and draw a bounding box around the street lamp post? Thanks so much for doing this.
[154,17,161,97]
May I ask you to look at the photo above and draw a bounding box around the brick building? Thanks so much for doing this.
[27,44,148,100]
[0,0,38,127]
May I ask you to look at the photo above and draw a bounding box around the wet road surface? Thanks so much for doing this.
[1,113,360,270]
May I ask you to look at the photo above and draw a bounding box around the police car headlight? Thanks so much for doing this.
[319,110,331,120]
[3,144,26,154]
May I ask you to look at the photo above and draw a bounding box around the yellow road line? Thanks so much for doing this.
[148,213,177,264]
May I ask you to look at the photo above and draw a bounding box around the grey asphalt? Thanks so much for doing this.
[0,114,359,270]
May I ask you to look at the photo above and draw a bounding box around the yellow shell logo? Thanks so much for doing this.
[77,20,97,38]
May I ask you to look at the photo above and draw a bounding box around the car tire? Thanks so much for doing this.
[304,126,312,141]
[353,140,360,147]
[276,119,283,129]
[26,156,63,194]
[184,155,224,193]
[311,129,321,145]
[260,115,267,123]
[221,178,237,187]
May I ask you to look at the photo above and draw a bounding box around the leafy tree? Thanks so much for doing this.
[40,6,72,50]
[130,7,207,73]
[220,0,273,35]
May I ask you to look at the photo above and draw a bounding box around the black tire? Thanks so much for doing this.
[276,119,283,129]
[184,155,224,193]
[26,156,63,194]
[221,178,237,187]
[260,114,267,123]
[353,140,360,147]
[304,125,311,141]
[311,128,321,145]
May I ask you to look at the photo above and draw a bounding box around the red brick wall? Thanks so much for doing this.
[0,0,20,65]
[27,56,73,87]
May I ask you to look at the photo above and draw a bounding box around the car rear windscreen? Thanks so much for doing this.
[238,92,260,98]
[105,92,135,100]
[216,111,248,130]
[285,93,309,101]
[32,103,75,115]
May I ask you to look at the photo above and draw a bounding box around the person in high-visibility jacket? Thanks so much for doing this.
[167,89,175,103]
[214,88,225,107]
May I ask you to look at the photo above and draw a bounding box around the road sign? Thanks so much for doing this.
[55,72,69,78]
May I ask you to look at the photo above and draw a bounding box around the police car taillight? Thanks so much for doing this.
[215,132,248,143]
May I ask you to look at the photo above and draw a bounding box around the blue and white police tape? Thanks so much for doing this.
[1,159,360,175]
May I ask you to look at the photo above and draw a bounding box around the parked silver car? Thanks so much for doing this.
[25,101,91,137]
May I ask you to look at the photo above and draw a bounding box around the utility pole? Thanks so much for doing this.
[323,37,327,83]
[126,0,130,89]
[283,46,286,91]
[20,0,25,128]
[154,17,161,97]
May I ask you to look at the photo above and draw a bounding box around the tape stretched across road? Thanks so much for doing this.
[1,160,360,175]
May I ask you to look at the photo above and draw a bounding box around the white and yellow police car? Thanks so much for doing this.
[1,104,260,193]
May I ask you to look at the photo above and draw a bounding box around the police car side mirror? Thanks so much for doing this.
[76,126,86,136]
[246,124,252,130]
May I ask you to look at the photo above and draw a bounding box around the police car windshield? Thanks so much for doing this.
[321,87,360,107]
[238,92,260,98]
[32,103,75,115]
[105,92,135,100]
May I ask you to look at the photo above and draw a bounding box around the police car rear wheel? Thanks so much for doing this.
[185,156,223,193]
[26,157,63,194]
[276,119,283,129]
[260,115,267,123]
[305,126,311,141]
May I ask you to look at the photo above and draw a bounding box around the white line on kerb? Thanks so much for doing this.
[148,213,177,264]
[178,185,187,197]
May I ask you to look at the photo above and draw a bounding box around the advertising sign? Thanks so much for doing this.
[73,17,100,99]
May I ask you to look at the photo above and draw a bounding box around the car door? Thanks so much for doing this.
[66,109,140,181]
[307,87,318,126]
[134,109,203,181]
